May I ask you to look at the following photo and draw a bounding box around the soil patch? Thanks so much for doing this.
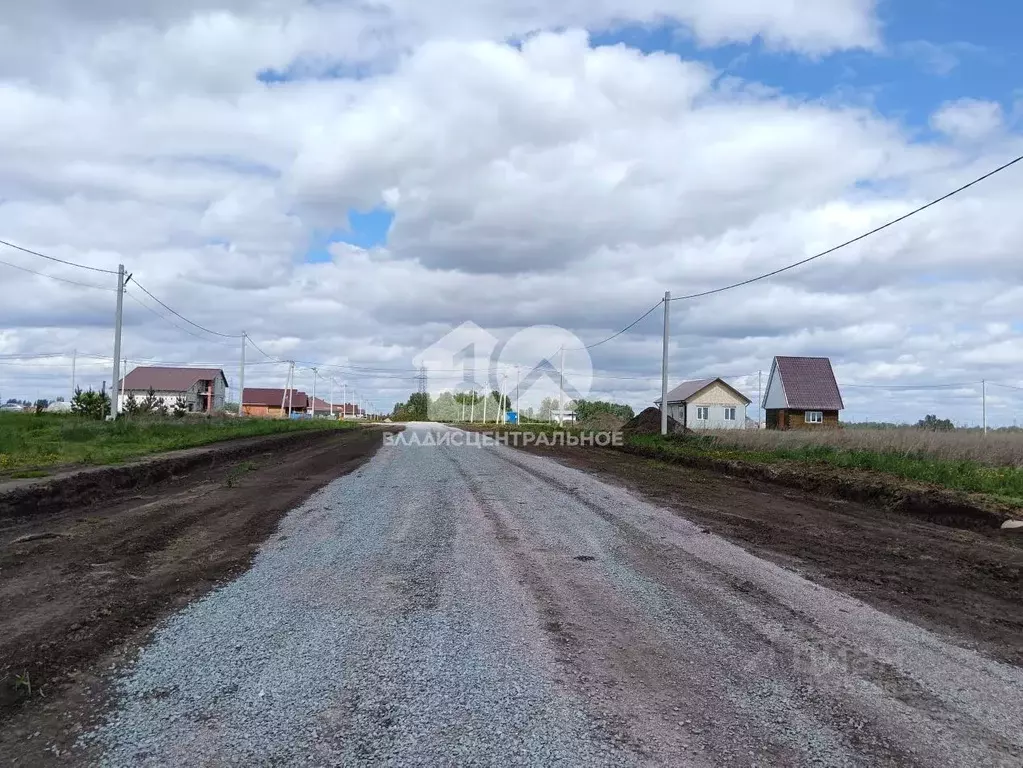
[622,407,685,436]
[0,426,388,764]
[577,413,626,432]
[514,442,1023,667]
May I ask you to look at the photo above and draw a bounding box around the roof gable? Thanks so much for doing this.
[121,367,227,392]
[659,378,751,405]
[773,357,844,410]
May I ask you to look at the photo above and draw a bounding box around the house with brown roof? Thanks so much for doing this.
[762,357,844,430]
[241,388,309,418]
[118,367,228,413]
[654,378,752,430]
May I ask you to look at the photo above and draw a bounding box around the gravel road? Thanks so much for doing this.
[88,424,1023,766]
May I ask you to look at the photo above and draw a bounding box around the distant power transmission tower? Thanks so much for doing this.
[416,365,428,394]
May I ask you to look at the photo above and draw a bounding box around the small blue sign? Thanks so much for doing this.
[506,411,518,424]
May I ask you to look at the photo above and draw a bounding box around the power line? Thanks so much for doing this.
[0,257,116,291]
[574,300,665,351]
[131,280,241,339]
[669,152,1023,303]
[989,382,1023,392]
[844,382,979,390]
[246,336,283,363]
[0,238,119,274]
[125,290,237,346]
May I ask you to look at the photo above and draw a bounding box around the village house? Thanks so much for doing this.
[118,367,228,413]
[655,378,752,430]
[241,388,310,418]
[763,356,844,429]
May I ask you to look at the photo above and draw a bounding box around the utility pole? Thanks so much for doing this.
[461,394,466,422]
[483,386,488,423]
[660,291,671,436]
[342,381,347,419]
[558,346,565,426]
[287,362,295,417]
[515,365,521,414]
[71,348,77,399]
[329,378,334,418]
[239,332,246,417]
[110,264,126,420]
[983,379,987,435]
[470,390,475,422]
[758,370,763,429]
[311,368,318,417]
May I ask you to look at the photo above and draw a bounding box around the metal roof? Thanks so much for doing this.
[242,388,309,409]
[657,378,751,405]
[120,367,227,392]
[773,357,844,410]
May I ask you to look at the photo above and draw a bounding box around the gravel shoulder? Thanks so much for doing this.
[72,425,1023,766]
[0,427,385,765]
[512,442,1023,668]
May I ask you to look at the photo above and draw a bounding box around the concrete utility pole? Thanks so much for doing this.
[515,365,521,414]
[758,370,763,429]
[983,379,987,435]
[329,378,334,417]
[558,346,565,426]
[287,362,295,417]
[342,381,347,419]
[470,390,475,423]
[110,264,126,420]
[483,387,488,423]
[71,348,77,399]
[660,291,671,436]
[311,368,318,418]
[239,332,246,417]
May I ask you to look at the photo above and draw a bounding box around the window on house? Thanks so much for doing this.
[696,406,709,420]
[723,407,736,421]
[806,411,823,424]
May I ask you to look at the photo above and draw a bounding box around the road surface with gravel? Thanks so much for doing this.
[86,423,1023,766]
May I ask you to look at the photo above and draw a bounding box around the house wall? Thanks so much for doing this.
[118,390,186,410]
[189,377,227,413]
[681,381,749,430]
[763,367,787,410]
[766,409,840,430]
[242,404,307,418]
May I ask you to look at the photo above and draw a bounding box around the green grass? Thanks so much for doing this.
[626,433,1023,505]
[0,413,360,473]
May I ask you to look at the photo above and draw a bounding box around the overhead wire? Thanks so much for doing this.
[0,257,116,291]
[0,238,118,274]
[125,290,238,346]
[131,280,241,339]
[668,153,1023,302]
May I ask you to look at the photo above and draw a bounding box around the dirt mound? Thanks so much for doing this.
[623,407,685,436]
[578,412,626,432]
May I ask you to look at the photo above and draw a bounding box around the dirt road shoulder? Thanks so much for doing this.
[0,426,389,763]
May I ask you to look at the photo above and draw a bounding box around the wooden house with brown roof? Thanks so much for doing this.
[763,357,844,430]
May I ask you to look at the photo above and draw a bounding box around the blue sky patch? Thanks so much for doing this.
[305,208,394,262]
[592,2,1017,131]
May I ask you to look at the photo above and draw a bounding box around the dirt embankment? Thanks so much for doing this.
[516,442,1023,668]
[621,439,1017,531]
[0,427,388,754]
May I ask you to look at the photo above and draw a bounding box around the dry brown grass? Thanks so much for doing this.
[704,428,1023,468]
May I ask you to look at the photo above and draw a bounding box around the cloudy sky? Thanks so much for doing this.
[1,0,1021,424]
